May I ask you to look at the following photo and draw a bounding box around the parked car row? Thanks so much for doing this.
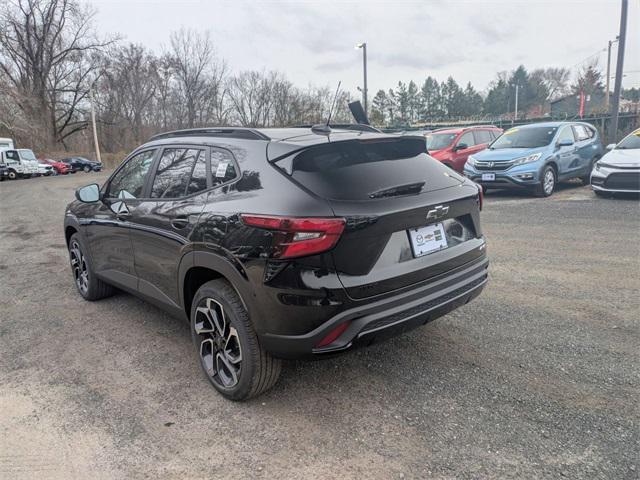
[424,121,638,197]
[0,146,102,181]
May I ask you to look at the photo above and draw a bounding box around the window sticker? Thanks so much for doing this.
[215,160,230,178]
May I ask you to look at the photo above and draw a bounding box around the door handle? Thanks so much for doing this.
[171,217,189,229]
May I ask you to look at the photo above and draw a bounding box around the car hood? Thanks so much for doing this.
[601,148,640,167]
[474,147,546,161]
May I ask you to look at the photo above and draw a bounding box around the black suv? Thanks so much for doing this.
[60,156,103,173]
[65,127,488,400]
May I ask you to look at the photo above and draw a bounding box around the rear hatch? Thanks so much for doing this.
[273,136,485,300]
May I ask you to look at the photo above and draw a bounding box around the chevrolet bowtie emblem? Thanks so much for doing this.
[426,205,449,220]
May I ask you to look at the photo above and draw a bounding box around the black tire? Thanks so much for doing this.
[8,170,18,180]
[83,165,91,173]
[68,233,115,300]
[535,165,556,197]
[581,157,599,185]
[190,279,281,401]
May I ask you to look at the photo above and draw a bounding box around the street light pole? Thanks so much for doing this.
[513,84,519,124]
[610,0,628,143]
[605,37,619,111]
[356,42,368,117]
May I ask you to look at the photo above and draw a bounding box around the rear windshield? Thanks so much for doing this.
[491,127,558,149]
[278,138,462,201]
[426,133,456,150]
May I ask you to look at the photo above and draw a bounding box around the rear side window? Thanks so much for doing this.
[572,125,590,141]
[151,148,206,198]
[210,148,238,186]
[474,130,493,145]
[557,126,576,144]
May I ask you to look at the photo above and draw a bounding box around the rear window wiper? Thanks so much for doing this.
[368,182,425,199]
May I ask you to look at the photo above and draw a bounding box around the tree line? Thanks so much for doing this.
[0,0,629,155]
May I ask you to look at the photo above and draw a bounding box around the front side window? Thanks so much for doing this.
[474,130,493,145]
[457,132,475,148]
[5,151,18,161]
[107,149,155,199]
[557,126,575,144]
[151,148,205,198]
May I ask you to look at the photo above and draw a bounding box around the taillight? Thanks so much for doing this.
[240,214,346,259]
[477,184,483,211]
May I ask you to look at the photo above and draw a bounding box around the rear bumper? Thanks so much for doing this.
[260,255,488,359]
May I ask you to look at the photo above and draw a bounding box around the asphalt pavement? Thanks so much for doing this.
[0,172,638,479]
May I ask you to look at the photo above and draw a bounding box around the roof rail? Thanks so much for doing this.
[463,124,499,129]
[149,127,270,142]
[293,123,381,133]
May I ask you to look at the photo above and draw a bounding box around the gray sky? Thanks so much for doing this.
[91,0,639,94]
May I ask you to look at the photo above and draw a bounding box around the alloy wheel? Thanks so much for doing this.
[194,298,242,389]
[543,169,555,195]
[69,240,89,294]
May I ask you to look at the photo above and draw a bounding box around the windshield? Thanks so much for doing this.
[616,130,640,150]
[491,127,558,149]
[426,133,457,150]
[19,149,37,160]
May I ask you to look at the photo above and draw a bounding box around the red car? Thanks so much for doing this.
[426,126,503,172]
[40,158,70,174]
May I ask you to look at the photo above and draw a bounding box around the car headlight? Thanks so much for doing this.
[596,161,615,170]
[466,155,477,167]
[512,153,542,166]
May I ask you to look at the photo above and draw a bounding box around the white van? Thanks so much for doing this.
[0,149,46,179]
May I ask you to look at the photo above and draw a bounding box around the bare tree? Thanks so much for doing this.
[0,0,114,147]
[168,28,218,128]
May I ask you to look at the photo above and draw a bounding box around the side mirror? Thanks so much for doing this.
[557,138,574,148]
[606,143,616,150]
[75,183,101,203]
[454,143,468,151]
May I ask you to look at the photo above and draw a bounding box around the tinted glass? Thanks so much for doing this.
[151,148,204,198]
[426,133,456,150]
[282,138,462,201]
[107,150,155,199]
[616,130,640,149]
[474,130,493,144]
[491,127,559,149]
[210,148,238,186]
[186,151,208,195]
[458,132,475,148]
[5,151,18,160]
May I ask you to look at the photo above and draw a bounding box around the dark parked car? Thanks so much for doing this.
[0,164,8,181]
[60,156,102,173]
[65,127,488,400]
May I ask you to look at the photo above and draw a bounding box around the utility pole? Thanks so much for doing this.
[356,42,368,117]
[605,36,619,111]
[513,84,519,125]
[610,0,628,143]
[89,86,102,164]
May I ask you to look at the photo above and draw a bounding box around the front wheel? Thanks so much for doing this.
[68,233,115,300]
[83,165,91,173]
[7,170,18,180]
[535,165,556,197]
[191,279,281,401]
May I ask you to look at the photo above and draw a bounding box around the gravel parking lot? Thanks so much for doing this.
[1,172,638,479]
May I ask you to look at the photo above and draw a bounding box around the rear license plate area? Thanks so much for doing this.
[408,223,448,258]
